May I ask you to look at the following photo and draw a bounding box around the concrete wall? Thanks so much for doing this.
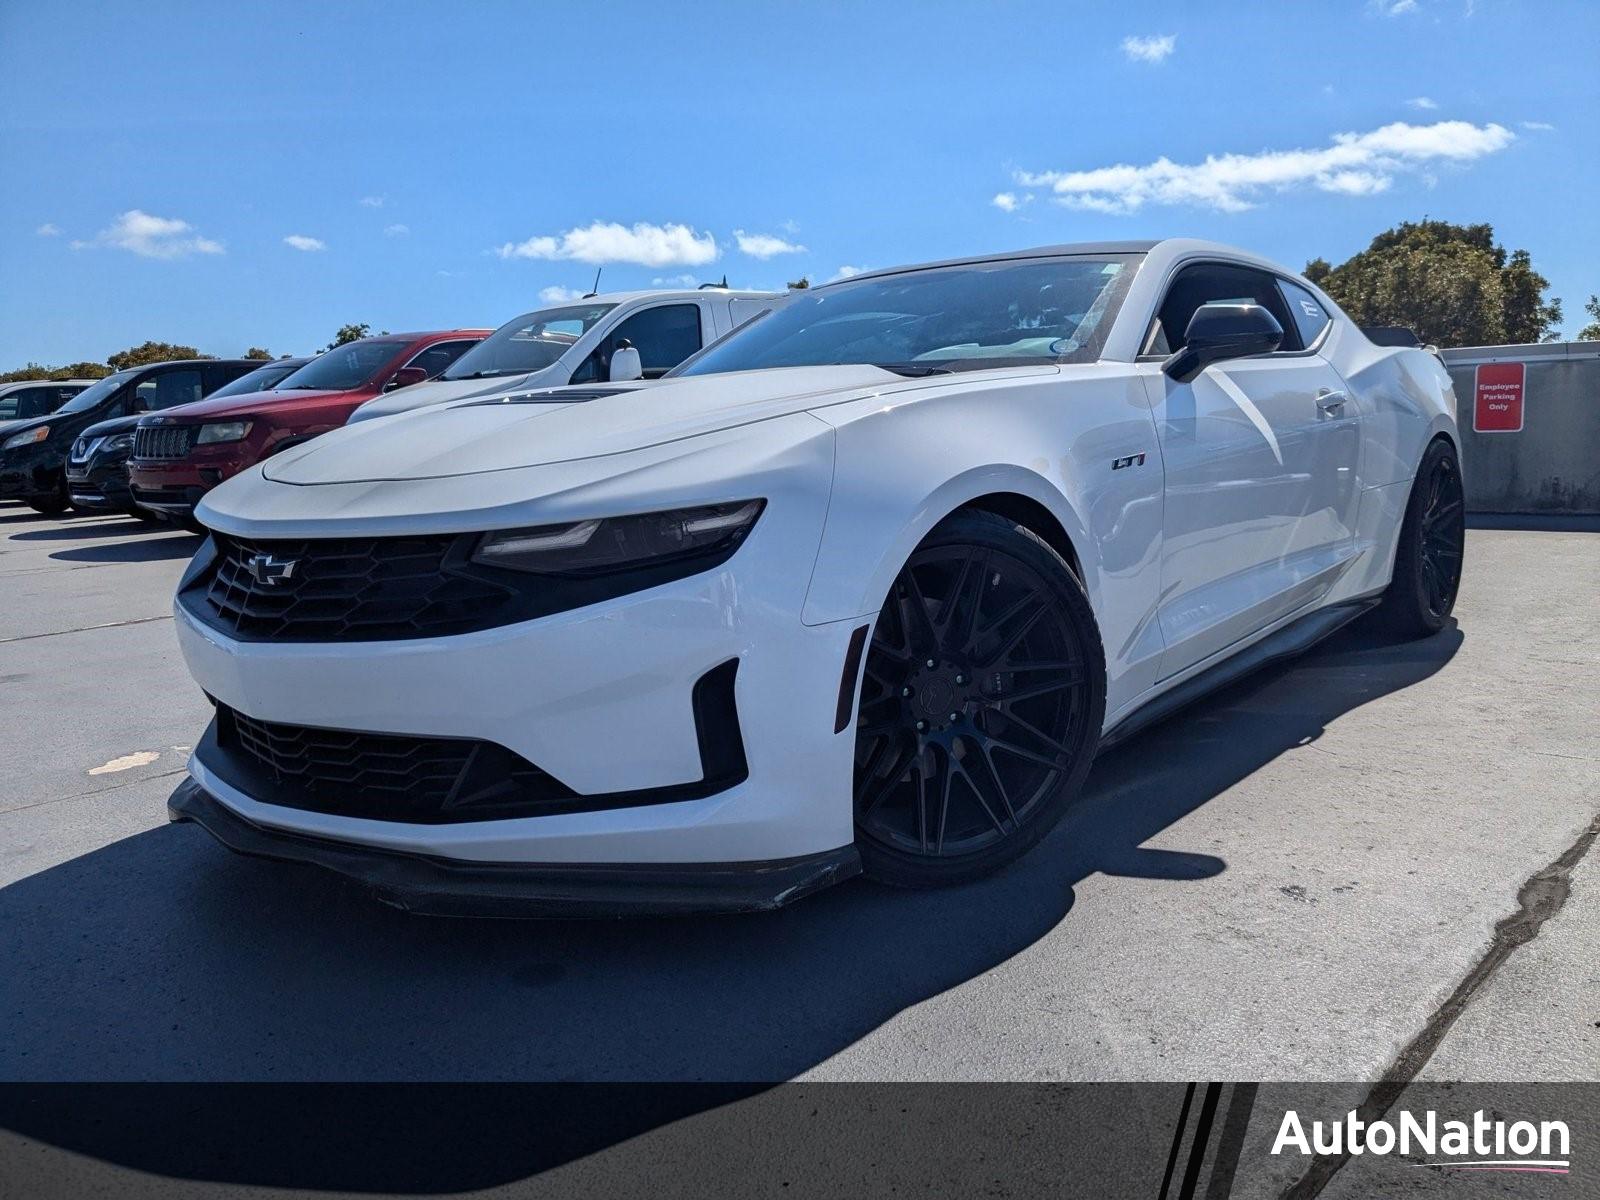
[1440,341,1600,514]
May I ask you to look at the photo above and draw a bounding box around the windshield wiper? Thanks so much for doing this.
[450,369,526,380]
[876,363,954,377]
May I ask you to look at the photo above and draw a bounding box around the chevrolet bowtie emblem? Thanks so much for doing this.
[245,553,298,586]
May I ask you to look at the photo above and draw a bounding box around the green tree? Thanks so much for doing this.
[1308,220,1563,348]
[0,361,113,383]
[106,341,212,370]
[323,324,371,350]
[786,276,810,290]
[244,346,273,360]
[1577,295,1600,341]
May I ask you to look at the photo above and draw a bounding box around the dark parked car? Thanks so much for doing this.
[67,358,309,517]
[0,379,97,421]
[0,360,260,513]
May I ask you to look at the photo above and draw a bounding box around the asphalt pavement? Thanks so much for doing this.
[1,503,1596,1088]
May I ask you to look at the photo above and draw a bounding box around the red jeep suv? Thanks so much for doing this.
[128,330,487,524]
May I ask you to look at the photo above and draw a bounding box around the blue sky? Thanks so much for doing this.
[2,0,1596,365]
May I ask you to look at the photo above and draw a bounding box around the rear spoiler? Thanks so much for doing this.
[1361,326,1422,347]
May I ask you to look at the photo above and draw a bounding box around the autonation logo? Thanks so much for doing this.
[1273,1108,1571,1175]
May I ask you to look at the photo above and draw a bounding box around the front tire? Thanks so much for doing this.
[1375,438,1466,639]
[26,479,69,515]
[852,510,1106,887]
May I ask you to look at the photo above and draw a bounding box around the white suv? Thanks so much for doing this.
[347,288,784,424]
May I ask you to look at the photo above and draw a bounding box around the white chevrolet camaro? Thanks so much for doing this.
[168,239,1465,915]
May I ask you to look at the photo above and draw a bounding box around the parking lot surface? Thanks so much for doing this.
[1,505,1596,1084]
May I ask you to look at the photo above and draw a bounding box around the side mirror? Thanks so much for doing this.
[607,343,643,383]
[385,366,430,392]
[1162,303,1283,383]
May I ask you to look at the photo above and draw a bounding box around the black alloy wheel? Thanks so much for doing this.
[1377,438,1466,639]
[852,511,1105,886]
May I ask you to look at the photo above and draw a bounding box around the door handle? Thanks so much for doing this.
[1316,388,1348,413]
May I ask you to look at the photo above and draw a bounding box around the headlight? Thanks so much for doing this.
[3,426,48,450]
[196,421,252,444]
[472,500,765,575]
[101,432,134,453]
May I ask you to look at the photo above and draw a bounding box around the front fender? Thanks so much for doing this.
[801,462,1089,626]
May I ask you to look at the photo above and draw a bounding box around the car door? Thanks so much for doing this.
[568,302,707,384]
[1138,261,1361,678]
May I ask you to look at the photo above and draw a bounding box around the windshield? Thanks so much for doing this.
[275,339,409,392]
[53,370,139,415]
[204,360,306,399]
[674,256,1138,377]
[442,303,616,380]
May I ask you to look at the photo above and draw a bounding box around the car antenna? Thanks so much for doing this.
[698,275,729,290]
[583,267,602,298]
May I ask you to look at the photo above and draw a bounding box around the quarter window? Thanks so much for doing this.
[1148,262,1302,355]
[1278,280,1332,349]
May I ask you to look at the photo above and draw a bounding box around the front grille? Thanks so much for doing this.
[215,706,575,823]
[188,532,518,641]
[134,424,198,460]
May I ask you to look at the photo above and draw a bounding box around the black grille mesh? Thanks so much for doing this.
[134,424,199,459]
[191,532,516,641]
[217,706,574,822]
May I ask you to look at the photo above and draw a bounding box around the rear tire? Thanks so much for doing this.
[852,510,1106,888]
[1375,437,1465,639]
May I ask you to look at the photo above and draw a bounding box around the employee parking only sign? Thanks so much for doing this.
[1473,361,1526,432]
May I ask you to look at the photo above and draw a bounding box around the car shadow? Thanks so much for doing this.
[0,621,1461,1187]
[50,531,202,563]
[10,517,167,541]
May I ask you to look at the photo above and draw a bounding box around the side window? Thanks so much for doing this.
[405,339,480,379]
[133,369,204,412]
[1152,263,1302,354]
[572,304,705,383]
[0,387,62,419]
[1278,280,1332,349]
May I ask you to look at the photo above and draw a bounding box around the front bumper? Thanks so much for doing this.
[66,457,135,510]
[0,441,64,499]
[169,777,860,917]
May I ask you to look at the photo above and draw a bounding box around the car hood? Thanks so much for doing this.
[81,414,142,438]
[153,387,360,423]
[346,367,564,424]
[262,365,946,484]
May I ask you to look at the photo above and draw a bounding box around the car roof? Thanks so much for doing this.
[0,378,97,390]
[835,241,1162,285]
[530,288,785,308]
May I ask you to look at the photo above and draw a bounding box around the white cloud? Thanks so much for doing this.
[283,234,326,252]
[359,195,385,208]
[780,218,801,235]
[992,191,1036,212]
[496,220,718,267]
[652,273,699,287]
[1012,119,1514,214]
[1370,0,1418,14]
[36,222,61,237]
[72,209,224,258]
[734,229,807,258]
[1407,96,1438,110]
[538,285,585,303]
[1121,34,1176,64]
[829,265,867,282]
[384,223,410,237]
[1521,120,1555,131]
